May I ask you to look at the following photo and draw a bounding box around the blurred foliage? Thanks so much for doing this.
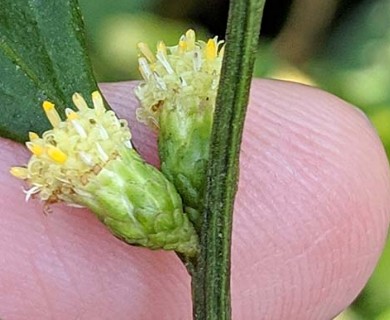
[308,3,390,316]
[354,242,390,319]
[79,0,389,318]
[312,0,390,107]
[79,0,208,81]
[259,3,390,316]
[310,0,390,159]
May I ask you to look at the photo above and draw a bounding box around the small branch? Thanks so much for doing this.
[191,0,266,319]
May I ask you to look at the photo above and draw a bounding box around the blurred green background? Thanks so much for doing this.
[78,0,390,318]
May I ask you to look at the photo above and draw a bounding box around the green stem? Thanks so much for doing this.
[190,0,266,319]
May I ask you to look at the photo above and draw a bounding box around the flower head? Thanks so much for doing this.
[11,91,132,204]
[10,91,199,256]
[134,30,224,229]
[135,29,224,129]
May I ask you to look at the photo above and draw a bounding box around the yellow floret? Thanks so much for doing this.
[10,91,132,203]
[26,142,45,156]
[66,109,79,120]
[47,146,67,164]
[205,39,217,61]
[134,29,224,129]
[43,101,61,127]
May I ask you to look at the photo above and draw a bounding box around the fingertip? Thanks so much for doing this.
[1,79,389,319]
[232,79,390,319]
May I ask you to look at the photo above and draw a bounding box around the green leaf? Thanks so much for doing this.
[0,0,98,143]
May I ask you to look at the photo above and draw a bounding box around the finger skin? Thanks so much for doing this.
[0,79,388,319]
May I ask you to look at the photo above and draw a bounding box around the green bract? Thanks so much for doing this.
[80,145,199,256]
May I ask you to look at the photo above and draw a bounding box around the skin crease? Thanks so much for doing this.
[0,79,389,320]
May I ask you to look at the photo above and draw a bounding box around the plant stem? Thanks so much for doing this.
[190,0,266,319]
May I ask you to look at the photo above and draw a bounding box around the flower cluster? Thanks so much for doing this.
[135,29,224,129]
[10,91,199,256]
[134,30,225,227]
[11,91,131,205]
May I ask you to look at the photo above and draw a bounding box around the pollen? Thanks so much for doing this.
[178,36,187,53]
[10,91,133,204]
[135,29,224,129]
[26,142,44,156]
[47,146,67,164]
[206,39,217,61]
[66,108,79,120]
[43,101,61,127]
[42,101,55,112]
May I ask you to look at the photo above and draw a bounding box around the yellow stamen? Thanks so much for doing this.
[42,101,55,111]
[185,29,196,50]
[29,132,39,141]
[11,91,132,204]
[92,91,105,114]
[157,41,167,55]
[47,146,67,164]
[65,108,79,120]
[135,31,224,130]
[10,167,28,179]
[42,101,61,127]
[178,36,187,53]
[26,142,44,156]
[137,42,156,63]
[72,92,89,111]
[205,39,217,61]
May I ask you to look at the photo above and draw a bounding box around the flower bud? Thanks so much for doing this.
[135,30,224,227]
[10,91,199,257]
